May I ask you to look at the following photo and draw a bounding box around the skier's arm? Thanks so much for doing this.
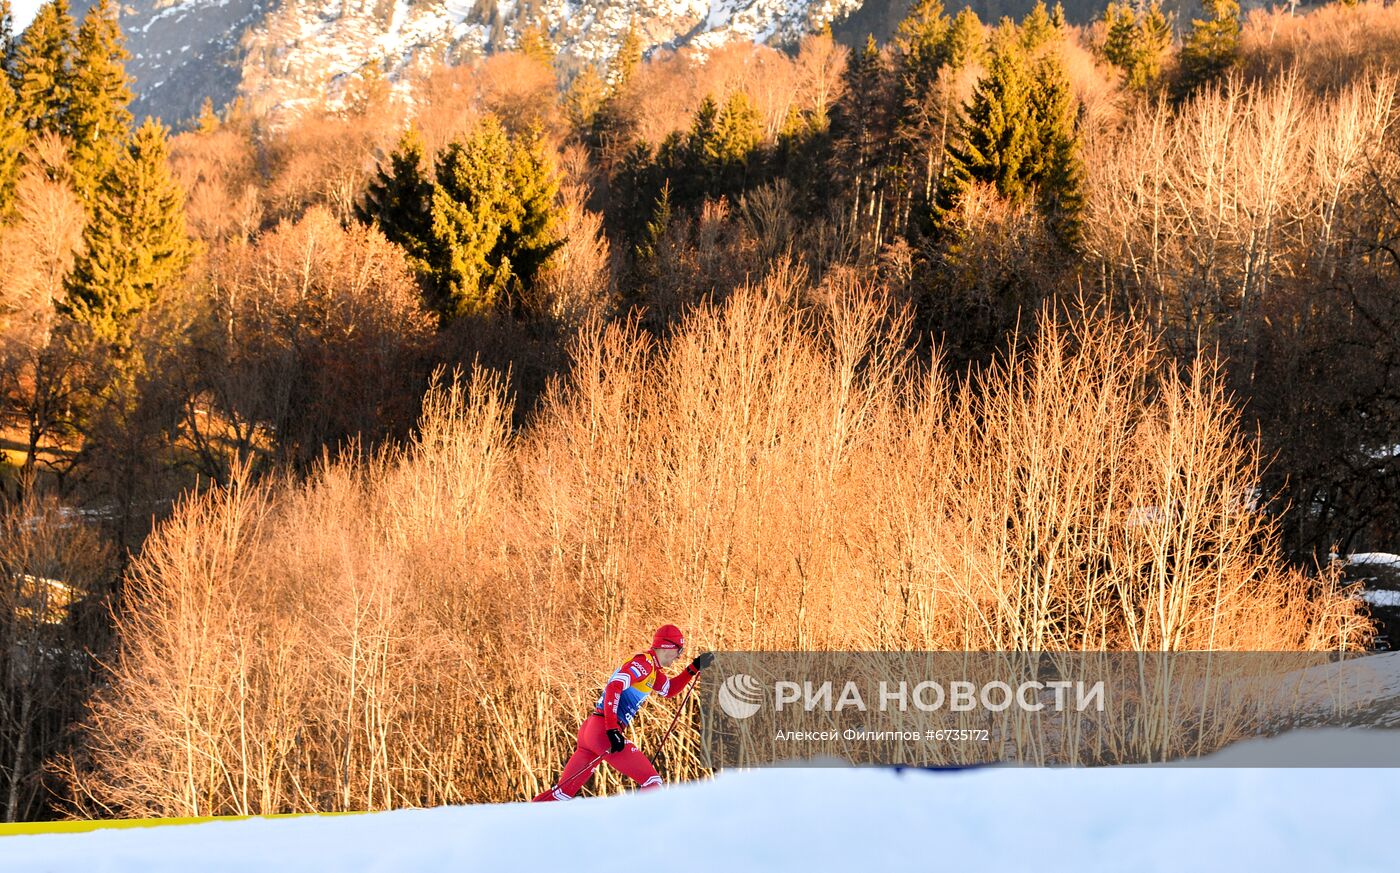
[656,661,701,698]
[600,669,631,731]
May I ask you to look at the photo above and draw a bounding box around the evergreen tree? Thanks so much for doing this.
[360,118,562,319]
[940,36,1037,208]
[1102,1,1172,93]
[590,21,644,163]
[893,0,951,211]
[428,133,511,316]
[1027,52,1084,246]
[517,23,555,68]
[0,0,22,213]
[657,91,764,207]
[607,20,643,90]
[0,47,23,215]
[1102,1,1137,68]
[1177,0,1240,99]
[895,0,950,90]
[630,181,671,297]
[1141,2,1173,75]
[941,8,987,71]
[831,35,894,240]
[69,0,132,199]
[496,127,563,303]
[774,104,834,216]
[701,92,762,197]
[63,119,193,347]
[195,96,219,133]
[612,138,663,243]
[1019,0,1059,52]
[14,0,76,139]
[937,32,1083,247]
[355,126,435,276]
[564,64,605,139]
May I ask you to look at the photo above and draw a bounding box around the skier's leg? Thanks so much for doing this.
[533,745,602,801]
[603,741,663,791]
[532,715,608,802]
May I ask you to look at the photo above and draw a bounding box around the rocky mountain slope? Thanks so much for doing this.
[84,0,866,124]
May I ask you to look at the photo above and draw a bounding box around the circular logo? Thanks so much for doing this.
[718,673,764,719]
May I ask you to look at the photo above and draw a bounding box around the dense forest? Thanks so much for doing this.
[1,0,1398,821]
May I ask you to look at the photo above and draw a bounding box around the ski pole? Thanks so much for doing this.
[654,673,698,756]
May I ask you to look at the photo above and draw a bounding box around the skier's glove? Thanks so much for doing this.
[689,651,716,673]
[606,728,626,754]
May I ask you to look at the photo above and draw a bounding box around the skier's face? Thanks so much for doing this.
[656,646,681,667]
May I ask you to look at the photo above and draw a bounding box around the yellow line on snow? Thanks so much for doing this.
[0,811,366,838]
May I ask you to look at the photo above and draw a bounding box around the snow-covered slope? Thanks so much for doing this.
[10,651,1400,870]
[69,0,272,123]
[5,739,1396,873]
[84,0,863,124]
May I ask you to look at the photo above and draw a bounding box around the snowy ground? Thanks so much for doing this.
[1348,552,1400,650]
[10,653,1400,871]
[4,732,1396,872]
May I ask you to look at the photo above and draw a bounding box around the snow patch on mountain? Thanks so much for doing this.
[93,0,862,124]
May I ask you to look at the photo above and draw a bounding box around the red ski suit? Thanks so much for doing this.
[533,649,698,801]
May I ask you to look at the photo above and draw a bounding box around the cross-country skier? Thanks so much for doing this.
[532,624,715,801]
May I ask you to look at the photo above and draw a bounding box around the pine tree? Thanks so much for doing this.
[355,126,435,276]
[1177,0,1240,99]
[517,23,555,69]
[941,8,987,71]
[708,91,762,196]
[893,0,951,212]
[663,91,763,206]
[564,64,605,138]
[895,0,950,90]
[0,51,23,215]
[1141,2,1173,73]
[774,104,833,215]
[1019,0,1059,53]
[937,33,1083,248]
[497,127,564,301]
[590,21,644,162]
[14,0,76,139]
[831,35,894,241]
[63,119,193,347]
[195,96,219,133]
[360,118,562,319]
[716,92,762,154]
[69,0,132,200]
[0,0,22,214]
[1102,2,1138,70]
[630,181,671,298]
[429,124,504,317]
[1027,52,1084,246]
[613,138,663,243]
[428,136,508,317]
[607,20,643,90]
[940,35,1037,208]
[1102,1,1172,93]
